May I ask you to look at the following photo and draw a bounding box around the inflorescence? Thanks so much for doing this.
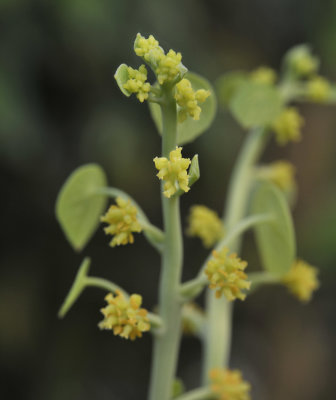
[210,368,251,400]
[99,291,150,340]
[101,197,142,247]
[205,247,250,301]
[187,205,224,248]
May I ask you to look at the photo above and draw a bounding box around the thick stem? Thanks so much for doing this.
[203,127,269,383]
[148,93,183,400]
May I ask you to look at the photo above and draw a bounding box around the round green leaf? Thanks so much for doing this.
[56,164,108,251]
[149,72,217,145]
[251,181,296,275]
[114,64,131,97]
[230,81,284,128]
[216,71,248,108]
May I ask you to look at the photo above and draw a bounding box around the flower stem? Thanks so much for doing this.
[174,387,214,400]
[148,91,184,400]
[202,127,269,383]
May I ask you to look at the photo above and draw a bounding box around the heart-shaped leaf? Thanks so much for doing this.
[230,81,284,128]
[114,64,131,97]
[56,164,108,251]
[216,71,248,108]
[149,72,217,145]
[251,181,296,275]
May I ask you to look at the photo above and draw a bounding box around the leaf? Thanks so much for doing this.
[114,64,131,97]
[56,164,108,251]
[149,72,217,145]
[216,71,248,108]
[230,81,284,128]
[251,182,296,275]
[58,257,91,318]
[188,154,200,186]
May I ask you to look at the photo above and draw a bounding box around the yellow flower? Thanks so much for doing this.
[205,247,250,301]
[272,107,304,145]
[307,76,331,102]
[258,161,296,192]
[187,205,224,248]
[210,368,251,400]
[134,33,161,61]
[282,260,319,303]
[101,197,142,247]
[99,291,150,340]
[290,49,319,77]
[153,147,191,198]
[175,78,210,122]
[250,66,277,85]
[123,65,151,102]
[156,49,182,85]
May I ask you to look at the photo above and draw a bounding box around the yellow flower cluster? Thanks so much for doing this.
[134,34,160,60]
[291,50,319,77]
[123,65,151,103]
[101,197,142,247]
[99,291,150,340]
[259,161,296,192]
[154,147,191,198]
[156,49,182,85]
[175,78,210,122]
[250,66,277,85]
[307,76,331,102]
[282,260,319,303]
[134,33,183,85]
[205,247,250,301]
[210,368,251,400]
[187,205,224,248]
[271,107,304,145]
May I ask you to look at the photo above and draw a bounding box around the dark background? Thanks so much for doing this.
[1,1,336,399]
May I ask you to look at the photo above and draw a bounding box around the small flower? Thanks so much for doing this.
[282,260,319,303]
[250,66,277,85]
[209,368,251,400]
[289,48,319,77]
[101,197,142,247]
[271,107,304,146]
[205,247,250,301]
[134,33,161,61]
[175,78,211,122]
[156,49,182,85]
[258,161,296,192]
[307,76,331,102]
[153,147,191,198]
[99,291,150,340]
[187,205,224,248]
[123,65,151,102]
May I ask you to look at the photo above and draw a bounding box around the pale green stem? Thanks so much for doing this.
[249,271,281,294]
[203,127,270,383]
[148,91,184,400]
[174,387,214,400]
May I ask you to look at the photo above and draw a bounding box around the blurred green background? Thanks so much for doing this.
[1,0,336,399]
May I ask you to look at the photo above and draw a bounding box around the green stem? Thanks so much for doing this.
[203,127,269,383]
[174,387,214,400]
[148,93,184,400]
[85,276,128,297]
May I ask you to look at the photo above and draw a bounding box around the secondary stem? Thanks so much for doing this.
[203,127,269,383]
[148,91,183,400]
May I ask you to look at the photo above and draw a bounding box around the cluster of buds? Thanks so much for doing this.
[258,160,296,193]
[123,65,151,103]
[210,368,251,400]
[187,205,224,248]
[282,260,319,303]
[99,291,150,340]
[154,147,191,198]
[205,247,250,301]
[101,197,142,247]
[250,66,277,85]
[271,107,304,145]
[175,78,211,122]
